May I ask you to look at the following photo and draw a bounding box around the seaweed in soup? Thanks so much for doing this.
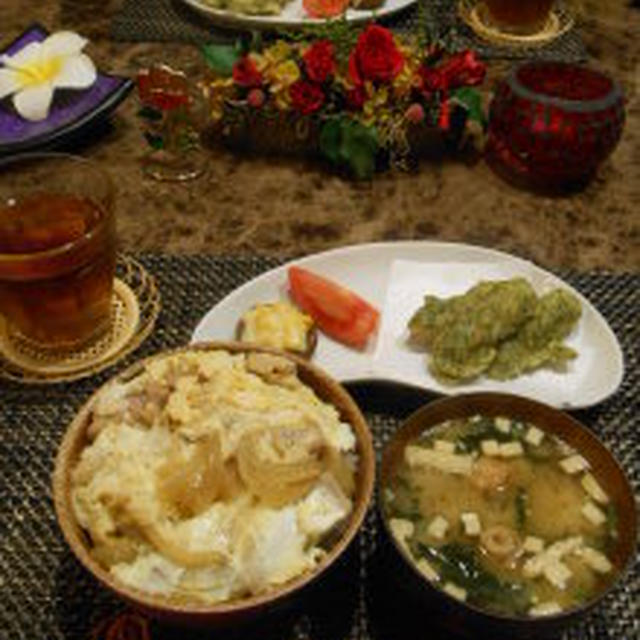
[415,542,532,616]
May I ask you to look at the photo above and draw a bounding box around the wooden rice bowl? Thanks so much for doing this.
[53,341,375,626]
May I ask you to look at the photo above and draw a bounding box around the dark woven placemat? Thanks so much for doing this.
[110,0,586,62]
[0,254,637,640]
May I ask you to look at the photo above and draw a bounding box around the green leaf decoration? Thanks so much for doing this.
[319,117,378,179]
[319,118,343,164]
[137,106,163,121]
[340,120,378,180]
[451,87,486,128]
[201,43,241,77]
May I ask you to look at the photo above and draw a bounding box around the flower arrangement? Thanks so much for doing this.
[199,22,487,178]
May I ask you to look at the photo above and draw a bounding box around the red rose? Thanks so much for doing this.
[232,56,263,88]
[439,50,486,89]
[417,67,446,95]
[348,25,404,85]
[290,80,325,115]
[303,40,336,84]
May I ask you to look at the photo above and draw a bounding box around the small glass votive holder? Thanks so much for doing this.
[486,62,625,192]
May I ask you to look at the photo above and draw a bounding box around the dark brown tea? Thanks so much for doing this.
[0,192,116,347]
[485,0,554,34]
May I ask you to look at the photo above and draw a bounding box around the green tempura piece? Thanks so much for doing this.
[407,279,582,384]
[409,283,492,349]
[408,295,450,349]
[427,279,538,381]
[488,289,581,380]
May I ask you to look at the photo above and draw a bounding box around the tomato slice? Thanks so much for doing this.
[303,0,350,18]
[288,266,379,349]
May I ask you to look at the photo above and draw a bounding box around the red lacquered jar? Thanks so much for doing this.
[487,62,625,190]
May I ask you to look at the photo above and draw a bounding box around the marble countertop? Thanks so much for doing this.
[1,0,639,271]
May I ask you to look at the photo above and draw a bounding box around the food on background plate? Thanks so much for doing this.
[303,0,349,17]
[236,302,318,358]
[303,0,384,17]
[384,414,618,617]
[288,266,379,350]
[71,349,358,603]
[199,0,384,17]
[200,0,290,15]
[408,278,581,383]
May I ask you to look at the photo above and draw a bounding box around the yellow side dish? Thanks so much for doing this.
[238,302,315,355]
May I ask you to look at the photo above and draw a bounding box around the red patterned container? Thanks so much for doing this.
[487,62,625,189]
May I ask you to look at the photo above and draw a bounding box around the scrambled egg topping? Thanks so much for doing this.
[238,302,314,353]
[71,350,356,603]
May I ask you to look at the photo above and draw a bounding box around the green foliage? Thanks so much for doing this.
[277,15,361,66]
[451,86,486,128]
[137,106,162,121]
[319,116,378,179]
[201,42,243,77]
[319,118,342,163]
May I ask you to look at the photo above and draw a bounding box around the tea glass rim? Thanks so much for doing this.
[0,152,114,264]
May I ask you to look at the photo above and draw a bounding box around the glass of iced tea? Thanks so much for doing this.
[485,0,555,34]
[0,154,116,348]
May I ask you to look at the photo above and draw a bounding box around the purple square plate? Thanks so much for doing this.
[0,23,133,157]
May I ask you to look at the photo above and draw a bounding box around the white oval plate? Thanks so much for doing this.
[180,0,416,30]
[192,241,624,409]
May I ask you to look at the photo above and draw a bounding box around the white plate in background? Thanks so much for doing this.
[191,241,624,409]
[180,0,416,30]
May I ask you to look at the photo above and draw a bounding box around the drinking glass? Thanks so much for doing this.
[0,153,117,348]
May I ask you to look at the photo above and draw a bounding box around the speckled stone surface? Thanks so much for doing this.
[0,0,639,271]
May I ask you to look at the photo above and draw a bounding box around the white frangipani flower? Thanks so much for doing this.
[0,31,97,122]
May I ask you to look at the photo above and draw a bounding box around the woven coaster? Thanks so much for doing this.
[459,2,575,48]
[0,255,161,384]
[0,255,637,640]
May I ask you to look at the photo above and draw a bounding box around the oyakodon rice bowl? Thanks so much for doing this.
[53,343,374,625]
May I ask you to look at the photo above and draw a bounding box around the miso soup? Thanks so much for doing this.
[384,415,618,617]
